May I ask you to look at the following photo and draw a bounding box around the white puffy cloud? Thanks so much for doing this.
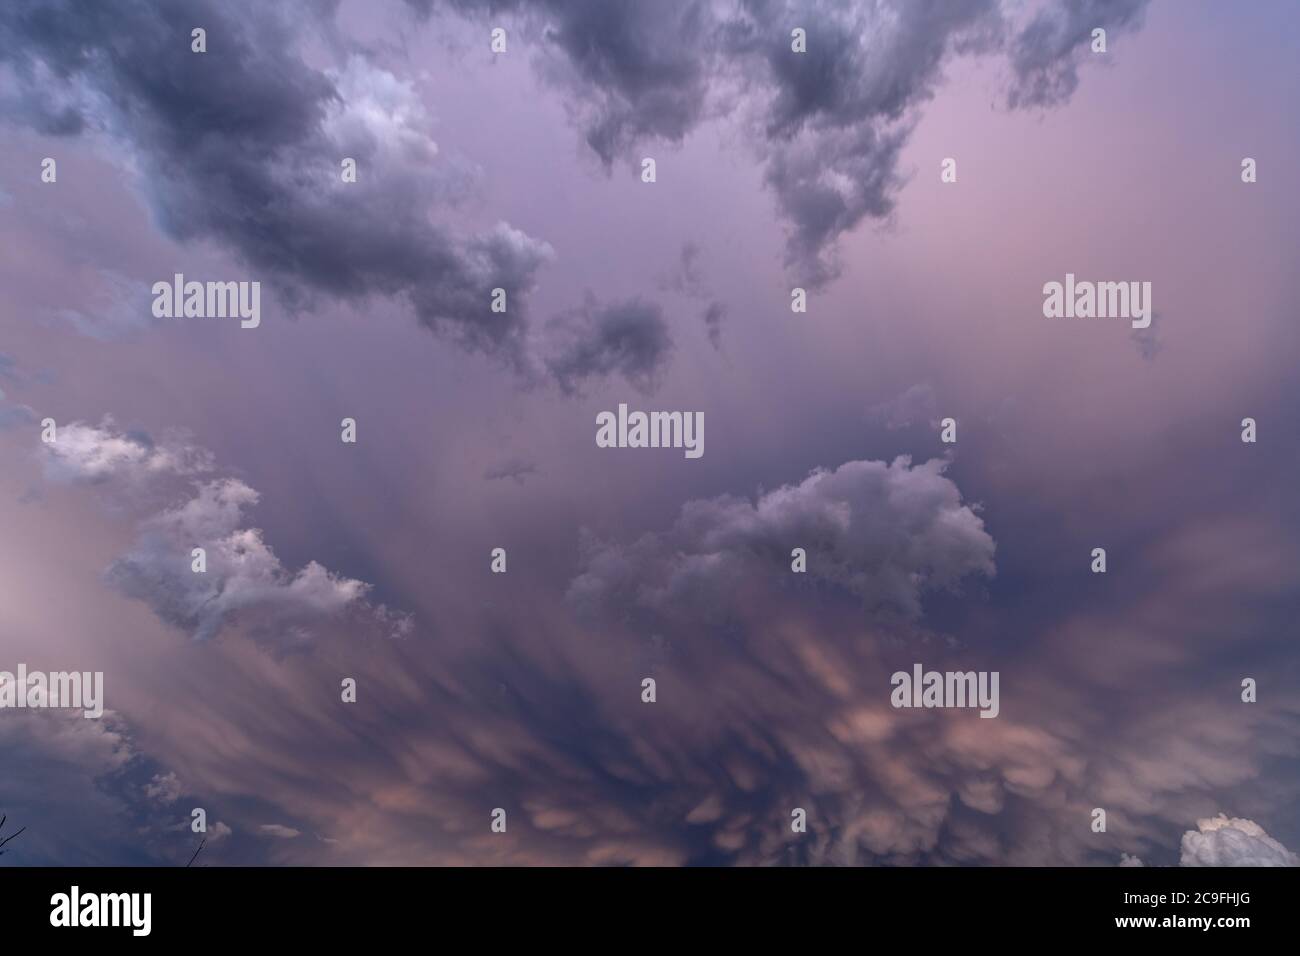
[1179,815,1298,867]
[41,416,212,485]
[36,413,412,645]
[106,477,406,643]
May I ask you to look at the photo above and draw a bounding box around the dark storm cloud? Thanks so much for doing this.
[1006,0,1150,109]
[17,419,1300,866]
[0,0,669,385]
[129,450,1291,868]
[434,0,1150,286]
[439,0,720,165]
[0,710,227,865]
[544,294,673,395]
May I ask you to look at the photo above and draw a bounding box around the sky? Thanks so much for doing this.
[0,0,1298,866]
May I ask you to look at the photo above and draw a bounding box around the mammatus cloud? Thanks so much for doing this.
[39,417,411,644]
[433,0,1151,286]
[1179,815,1298,867]
[0,0,671,392]
[14,427,1297,866]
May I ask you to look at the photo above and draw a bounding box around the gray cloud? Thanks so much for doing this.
[867,383,939,431]
[0,711,206,865]
[1006,0,1150,109]
[435,0,1149,286]
[0,0,668,388]
[36,416,411,645]
[570,456,996,625]
[701,300,726,349]
[484,457,539,484]
[1179,815,1298,867]
[439,0,720,165]
[544,294,673,395]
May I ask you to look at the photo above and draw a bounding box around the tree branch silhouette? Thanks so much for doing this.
[0,813,26,858]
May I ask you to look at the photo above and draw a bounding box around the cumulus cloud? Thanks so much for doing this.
[570,456,996,623]
[1179,815,1298,867]
[106,477,408,644]
[40,417,213,485]
[435,0,720,166]
[37,415,410,644]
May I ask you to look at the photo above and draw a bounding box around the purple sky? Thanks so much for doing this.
[1,0,1298,866]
